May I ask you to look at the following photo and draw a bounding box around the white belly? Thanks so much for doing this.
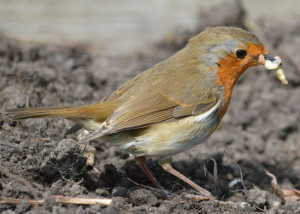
[111,100,221,159]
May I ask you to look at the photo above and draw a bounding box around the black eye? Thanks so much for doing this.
[236,49,247,59]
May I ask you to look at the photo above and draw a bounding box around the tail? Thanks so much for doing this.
[5,105,102,120]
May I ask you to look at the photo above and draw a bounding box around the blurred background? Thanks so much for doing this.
[0,0,299,55]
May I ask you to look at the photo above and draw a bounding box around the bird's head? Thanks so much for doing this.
[187,26,271,88]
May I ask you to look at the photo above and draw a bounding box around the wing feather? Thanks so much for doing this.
[94,54,221,134]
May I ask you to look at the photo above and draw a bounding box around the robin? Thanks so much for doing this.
[6,26,287,200]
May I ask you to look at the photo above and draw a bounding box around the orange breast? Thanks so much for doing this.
[213,59,237,121]
[213,43,267,120]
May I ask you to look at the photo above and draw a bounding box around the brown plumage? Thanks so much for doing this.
[6,26,276,200]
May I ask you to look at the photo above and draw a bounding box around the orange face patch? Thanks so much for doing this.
[213,43,267,119]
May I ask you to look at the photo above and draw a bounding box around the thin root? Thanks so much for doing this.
[0,195,112,206]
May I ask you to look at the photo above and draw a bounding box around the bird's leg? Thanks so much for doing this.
[135,156,165,190]
[159,158,214,200]
[135,156,170,198]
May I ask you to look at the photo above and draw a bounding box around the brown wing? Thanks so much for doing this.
[102,80,218,134]
[104,93,175,131]
[97,51,220,134]
[103,92,217,134]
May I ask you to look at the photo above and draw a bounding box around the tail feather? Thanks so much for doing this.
[5,105,99,120]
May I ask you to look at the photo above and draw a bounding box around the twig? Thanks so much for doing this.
[224,149,248,192]
[204,158,218,185]
[25,85,33,108]
[237,163,247,191]
[40,138,51,141]
[0,196,112,206]
[127,177,167,193]
[0,142,22,152]
[265,169,286,204]
[76,177,84,185]
[203,158,219,194]
[182,193,210,201]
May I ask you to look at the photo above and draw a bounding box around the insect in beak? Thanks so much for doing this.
[258,54,288,84]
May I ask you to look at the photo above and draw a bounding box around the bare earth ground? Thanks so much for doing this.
[1,1,300,213]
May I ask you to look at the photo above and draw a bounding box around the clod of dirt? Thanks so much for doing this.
[99,164,124,188]
[103,197,129,214]
[33,139,87,183]
[129,189,158,206]
[96,188,110,197]
[246,188,269,210]
[112,186,128,198]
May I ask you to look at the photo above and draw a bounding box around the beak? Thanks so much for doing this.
[258,54,282,68]
[258,54,278,65]
[264,54,277,62]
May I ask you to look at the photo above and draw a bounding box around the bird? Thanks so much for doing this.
[6,26,281,200]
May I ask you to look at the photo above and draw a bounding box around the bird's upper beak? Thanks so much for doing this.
[258,54,278,65]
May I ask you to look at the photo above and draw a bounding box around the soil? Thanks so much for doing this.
[1,0,300,213]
